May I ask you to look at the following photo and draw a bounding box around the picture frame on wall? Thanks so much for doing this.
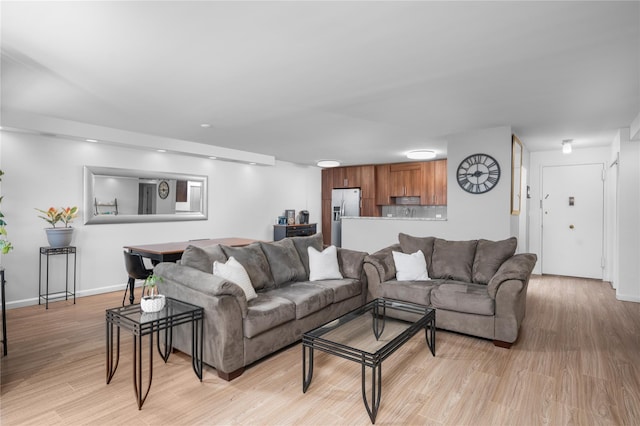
[511,134,523,215]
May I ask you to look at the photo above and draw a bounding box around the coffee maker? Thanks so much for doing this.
[299,210,309,224]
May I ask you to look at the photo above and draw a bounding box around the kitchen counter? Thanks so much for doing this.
[343,216,447,221]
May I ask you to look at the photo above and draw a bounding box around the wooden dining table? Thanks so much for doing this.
[124,237,258,264]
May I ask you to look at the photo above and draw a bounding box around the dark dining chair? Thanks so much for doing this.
[123,251,152,306]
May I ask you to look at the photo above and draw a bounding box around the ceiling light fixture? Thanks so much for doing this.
[157,149,167,153]
[200,123,212,128]
[562,139,572,154]
[317,160,341,168]
[85,138,98,143]
[208,156,217,160]
[406,150,436,160]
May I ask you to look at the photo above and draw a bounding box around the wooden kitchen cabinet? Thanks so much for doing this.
[421,159,448,205]
[375,164,390,205]
[389,162,422,197]
[434,159,447,205]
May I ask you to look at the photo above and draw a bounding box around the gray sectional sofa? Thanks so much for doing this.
[154,233,367,381]
[363,233,537,348]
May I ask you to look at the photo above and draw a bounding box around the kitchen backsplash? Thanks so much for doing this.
[381,205,447,220]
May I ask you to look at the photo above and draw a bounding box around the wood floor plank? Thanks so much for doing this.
[1,275,640,425]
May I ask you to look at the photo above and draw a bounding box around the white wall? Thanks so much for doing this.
[0,131,321,307]
[528,146,611,276]
[617,128,640,302]
[343,126,520,253]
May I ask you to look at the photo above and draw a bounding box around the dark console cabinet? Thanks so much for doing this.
[273,223,317,241]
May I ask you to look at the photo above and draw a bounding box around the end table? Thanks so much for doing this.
[105,297,204,409]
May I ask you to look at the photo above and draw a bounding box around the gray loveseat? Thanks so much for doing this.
[363,233,537,348]
[154,233,367,380]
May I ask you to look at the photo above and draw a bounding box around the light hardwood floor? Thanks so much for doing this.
[1,275,639,425]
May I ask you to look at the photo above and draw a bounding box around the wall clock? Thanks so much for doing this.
[456,153,500,194]
[158,180,170,199]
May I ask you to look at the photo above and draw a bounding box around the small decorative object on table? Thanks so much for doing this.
[140,274,165,313]
[35,206,78,248]
[285,209,296,225]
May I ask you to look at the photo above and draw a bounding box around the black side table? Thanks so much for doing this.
[105,297,204,409]
[39,246,77,309]
[1,267,6,356]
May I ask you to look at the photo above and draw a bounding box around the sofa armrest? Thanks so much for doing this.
[363,244,400,283]
[487,253,537,299]
[337,247,367,279]
[154,262,248,316]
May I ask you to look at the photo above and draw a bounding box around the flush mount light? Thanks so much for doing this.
[200,123,212,128]
[85,138,98,143]
[406,150,436,160]
[317,160,341,168]
[208,156,217,160]
[562,139,572,154]
[249,162,256,165]
[157,149,167,153]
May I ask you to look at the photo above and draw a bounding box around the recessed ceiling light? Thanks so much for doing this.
[85,139,98,143]
[208,156,217,160]
[249,162,256,165]
[200,123,212,128]
[406,150,436,160]
[157,149,167,153]
[317,160,341,168]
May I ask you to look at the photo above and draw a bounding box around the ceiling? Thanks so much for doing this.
[2,1,639,166]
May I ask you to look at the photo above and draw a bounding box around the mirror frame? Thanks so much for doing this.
[510,135,523,215]
[83,166,208,224]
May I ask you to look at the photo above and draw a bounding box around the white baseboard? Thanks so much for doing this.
[5,282,142,309]
[616,293,640,303]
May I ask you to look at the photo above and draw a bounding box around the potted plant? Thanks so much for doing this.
[35,206,78,248]
[0,170,12,255]
[140,274,165,313]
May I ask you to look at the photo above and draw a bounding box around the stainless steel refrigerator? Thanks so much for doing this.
[331,188,361,247]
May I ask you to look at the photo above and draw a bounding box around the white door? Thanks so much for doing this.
[542,164,604,279]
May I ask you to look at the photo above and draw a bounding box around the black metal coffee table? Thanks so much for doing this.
[302,298,435,423]
[106,297,203,409]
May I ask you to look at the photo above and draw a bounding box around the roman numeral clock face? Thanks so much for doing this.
[457,154,500,194]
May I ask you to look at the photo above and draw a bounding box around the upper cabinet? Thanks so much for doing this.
[389,162,422,197]
[323,165,375,199]
[374,160,447,206]
[421,160,447,205]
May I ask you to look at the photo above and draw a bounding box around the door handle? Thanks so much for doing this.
[569,224,575,230]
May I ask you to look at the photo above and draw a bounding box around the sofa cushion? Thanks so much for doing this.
[472,237,518,284]
[290,233,323,278]
[243,295,296,338]
[221,243,274,290]
[260,239,307,286]
[179,244,227,273]
[213,256,258,301]
[308,246,343,281]
[431,282,494,315]
[265,282,334,319]
[431,239,478,282]
[392,250,430,281]
[379,279,437,306]
[308,278,361,303]
[399,233,435,272]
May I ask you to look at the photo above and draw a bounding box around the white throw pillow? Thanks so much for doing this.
[213,256,258,301]
[392,250,430,281]
[308,245,343,281]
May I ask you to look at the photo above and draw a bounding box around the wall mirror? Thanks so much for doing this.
[511,135,523,215]
[83,166,208,224]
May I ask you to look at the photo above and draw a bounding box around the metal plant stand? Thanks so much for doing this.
[302,298,436,424]
[39,246,76,309]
